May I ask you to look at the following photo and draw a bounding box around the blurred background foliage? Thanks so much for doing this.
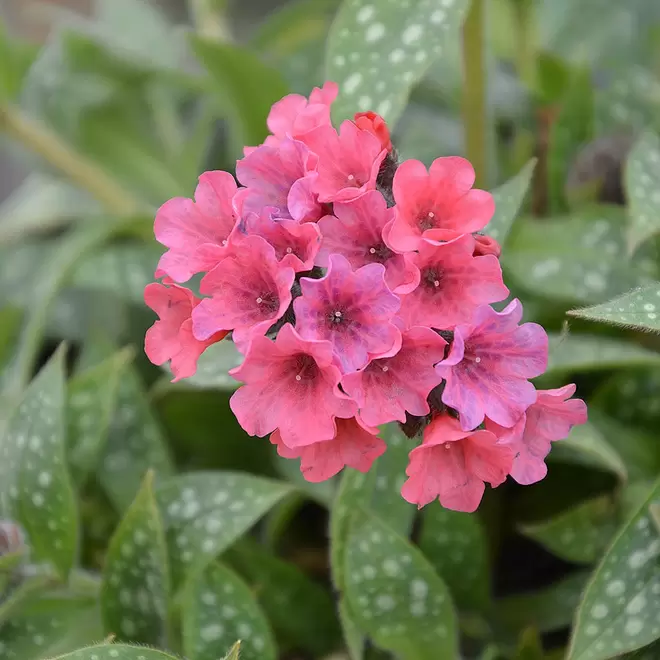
[2,0,660,659]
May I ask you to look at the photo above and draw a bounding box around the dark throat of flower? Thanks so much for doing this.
[376,150,399,208]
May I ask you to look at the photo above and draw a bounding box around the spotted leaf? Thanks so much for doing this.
[100,471,170,646]
[182,561,276,660]
[155,472,292,587]
[520,495,620,565]
[344,510,457,659]
[569,283,660,332]
[326,0,470,126]
[568,477,660,659]
[625,131,660,252]
[37,644,182,659]
[0,347,78,579]
[419,505,490,611]
[486,159,537,245]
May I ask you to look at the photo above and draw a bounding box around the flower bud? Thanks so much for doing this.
[353,111,393,153]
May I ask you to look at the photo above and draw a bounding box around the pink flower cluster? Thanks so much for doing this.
[144,82,587,512]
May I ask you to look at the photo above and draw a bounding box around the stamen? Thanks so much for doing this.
[428,211,435,218]
[347,174,355,182]
[286,247,293,254]
[369,247,376,254]
[256,297,263,304]
[222,239,228,246]
[444,442,451,450]
[334,311,342,318]
[475,357,481,363]
[382,365,389,372]
[433,280,440,287]
[295,375,302,381]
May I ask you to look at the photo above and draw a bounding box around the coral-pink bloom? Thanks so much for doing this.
[154,171,237,282]
[436,299,548,431]
[401,414,514,512]
[398,234,508,329]
[263,81,338,148]
[237,207,322,272]
[388,157,495,252]
[294,254,400,373]
[486,384,588,485]
[192,235,294,352]
[473,233,501,257]
[302,120,386,203]
[270,416,385,482]
[316,191,420,294]
[144,280,227,382]
[342,327,446,426]
[235,138,323,223]
[229,324,356,447]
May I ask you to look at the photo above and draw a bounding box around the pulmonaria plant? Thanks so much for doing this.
[144,81,587,513]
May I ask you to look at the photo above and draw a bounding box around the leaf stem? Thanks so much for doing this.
[0,103,142,216]
[461,0,488,188]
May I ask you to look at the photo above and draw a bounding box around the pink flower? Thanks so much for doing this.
[263,81,338,148]
[154,171,238,282]
[229,324,356,447]
[192,235,295,352]
[294,254,400,373]
[353,111,393,153]
[387,157,495,252]
[473,233,501,257]
[235,139,323,223]
[398,234,508,329]
[302,121,387,203]
[237,207,322,272]
[316,191,420,294]
[144,279,228,382]
[436,299,548,431]
[270,416,385,482]
[341,327,447,426]
[401,414,514,512]
[486,384,588,485]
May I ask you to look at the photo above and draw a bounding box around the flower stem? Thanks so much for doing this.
[0,103,142,216]
[461,0,488,188]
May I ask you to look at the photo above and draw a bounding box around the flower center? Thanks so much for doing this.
[367,242,394,264]
[291,354,319,383]
[418,210,437,231]
[255,291,279,314]
[422,267,443,291]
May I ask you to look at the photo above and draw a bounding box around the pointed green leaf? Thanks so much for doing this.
[339,597,365,660]
[514,628,544,660]
[0,348,78,579]
[568,478,660,659]
[344,511,457,659]
[495,571,590,636]
[548,422,628,481]
[97,365,173,513]
[155,472,291,587]
[67,348,132,483]
[486,159,537,245]
[222,641,242,660]
[569,283,660,332]
[625,131,660,252]
[182,561,276,660]
[41,644,183,659]
[227,540,341,656]
[0,593,102,660]
[326,0,470,125]
[520,496,620,564]
[419,505,490,611]
[544,333,660,378]
[504,207,658,305]
[176,341,243,390]
[101,472,169,646]
[191,37,289,154]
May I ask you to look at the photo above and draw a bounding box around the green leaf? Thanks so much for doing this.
[67,348,132,483]
[0,348,78,579]
[0,23,37,101]
[520,495,620,564]
[0,593,103,660]
[339,597,365,660]
[504,207,658,305]
[486,159,537,245]
[0,307,22,373]
[155,472,292,587]
[71,243,161,306]
[569,283,660,332]
[548,421,628,481]
[101,471,169,646]
[191,37,289,154]
[227,540,341,656]
[39,644,183,659]
[625,131,660,252]
[419,505,490,611]
[568,477,660,659]
[343,510,458,659]
[222,641,242,660]
[326,0,470,126]
[513,628,544,660]
[495,571,590,637]
[544,333,660,378]
[97,364,174,513]
[174,340,243,390]
[182,561,276,660]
